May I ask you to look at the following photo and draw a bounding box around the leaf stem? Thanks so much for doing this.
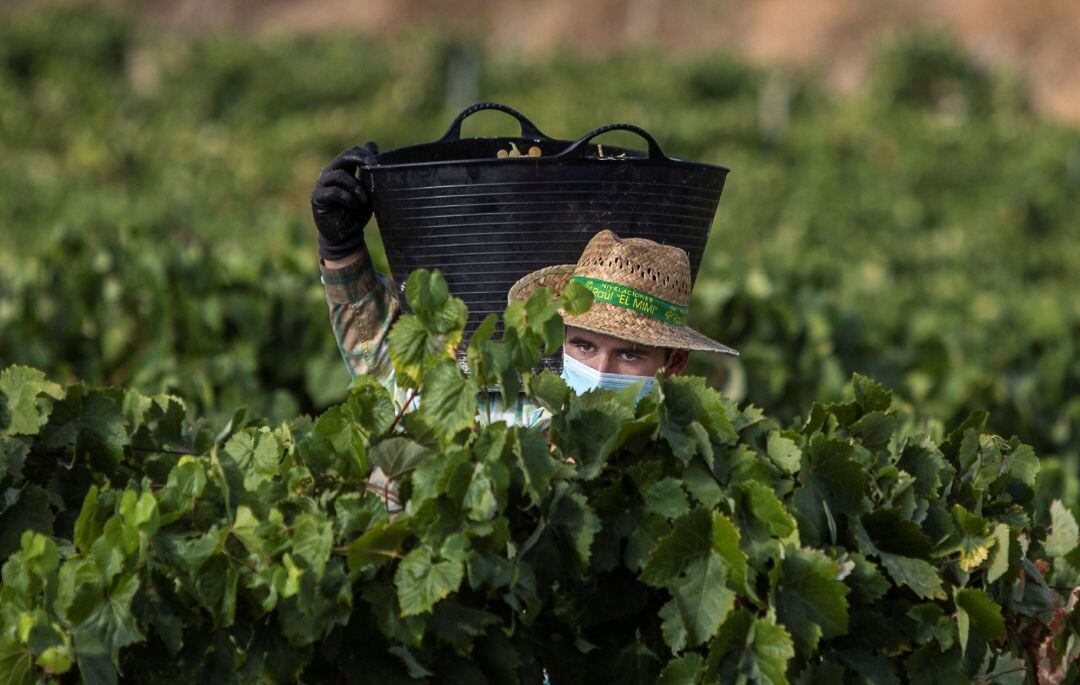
[130,444,202,457]
[388,387,419,434]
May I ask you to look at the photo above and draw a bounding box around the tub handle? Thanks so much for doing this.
[555,123,669,161]
[438,102,552,142]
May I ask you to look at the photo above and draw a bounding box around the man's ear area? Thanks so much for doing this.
[664,348,690,376]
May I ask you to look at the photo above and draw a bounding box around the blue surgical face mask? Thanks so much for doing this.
[560,352,656,402]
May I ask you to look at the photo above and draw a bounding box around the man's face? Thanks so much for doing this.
[564,326,688,376]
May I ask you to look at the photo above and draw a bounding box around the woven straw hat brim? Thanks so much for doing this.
[507,264,739,356]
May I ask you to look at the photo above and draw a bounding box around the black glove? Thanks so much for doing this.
[311,142,379,260]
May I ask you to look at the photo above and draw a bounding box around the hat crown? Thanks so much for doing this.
[573,230,692,305]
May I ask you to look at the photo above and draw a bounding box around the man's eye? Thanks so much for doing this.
[576,344,594,353]
[619,352,641,362]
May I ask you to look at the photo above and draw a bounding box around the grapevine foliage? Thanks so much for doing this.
[3,8,1080,473]
[1,271,1078,684]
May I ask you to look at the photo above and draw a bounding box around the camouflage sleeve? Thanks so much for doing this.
[319,249,400,386]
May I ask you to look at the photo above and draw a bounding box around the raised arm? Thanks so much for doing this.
[311,145,399,386]
[319,249,398,384]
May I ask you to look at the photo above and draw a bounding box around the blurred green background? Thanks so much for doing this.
[0,6,1078,506]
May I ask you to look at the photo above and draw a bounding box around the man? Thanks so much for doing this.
[311,146,738,423]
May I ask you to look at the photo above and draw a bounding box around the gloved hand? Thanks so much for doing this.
[310,142,379,260]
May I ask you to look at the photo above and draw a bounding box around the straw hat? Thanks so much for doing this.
[507,230,738,355]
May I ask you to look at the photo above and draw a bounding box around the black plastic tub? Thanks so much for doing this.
[360,103,730,354]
